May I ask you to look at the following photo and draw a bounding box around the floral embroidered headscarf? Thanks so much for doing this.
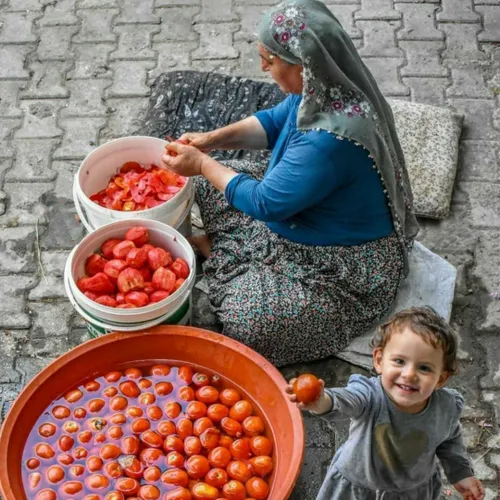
[259,0,419,275]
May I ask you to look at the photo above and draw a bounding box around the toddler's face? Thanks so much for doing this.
[373,327,449,414]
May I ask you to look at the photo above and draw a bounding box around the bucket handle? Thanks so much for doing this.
[73,175,95,234]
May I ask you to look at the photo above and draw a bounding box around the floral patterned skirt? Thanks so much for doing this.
[195,160,404,367]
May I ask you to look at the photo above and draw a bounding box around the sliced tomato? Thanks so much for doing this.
[120,161,144,174]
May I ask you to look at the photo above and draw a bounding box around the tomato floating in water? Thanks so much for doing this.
[292,373,322,404]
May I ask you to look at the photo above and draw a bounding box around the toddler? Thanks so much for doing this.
[288,306,484,500]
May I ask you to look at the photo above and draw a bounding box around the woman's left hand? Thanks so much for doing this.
[161,141,207,177]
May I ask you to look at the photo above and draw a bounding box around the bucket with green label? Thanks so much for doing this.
[64,219,196,337]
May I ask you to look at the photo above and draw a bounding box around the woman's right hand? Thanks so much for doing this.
[177,132,216,153]
[285,378,332,414]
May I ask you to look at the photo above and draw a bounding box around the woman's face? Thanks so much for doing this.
[258,43,303,95]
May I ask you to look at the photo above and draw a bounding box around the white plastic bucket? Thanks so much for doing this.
[73,136,194,236]
[64,219,196,337]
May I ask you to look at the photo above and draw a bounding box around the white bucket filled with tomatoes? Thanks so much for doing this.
[64,219,196,338]
[73,136,194,236]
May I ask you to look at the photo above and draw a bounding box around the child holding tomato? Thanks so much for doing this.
[287,306,484,500]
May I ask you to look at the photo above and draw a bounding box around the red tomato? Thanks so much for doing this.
[64,389,83,403]
[86,473,109,489]
[46,465,65,483]
[150,364,171,376]
[147,247,173,270]
[207,404,229,423]
[86,455,103,472]
[227,461,253,482]
[292,373,322,404]
[35,443,55,459]
[173,278,185,292]
[229,400,253,422]
[170,257,190,279]
[125,226,150,246]
[190,482,220,500]
[160,468,189,486]
[126,247,148,268]
[138,485,161,500]
[120,161,143,174]
[178,386,195,402]
[192,373,211,388]
[115,477,140,495]
[249,435,273,457]
[100,444,121,460]
[149,290,170,303]
[62,481,84,495]
[220,418,242,438]
[101,238,122,259]
[130,417,150,433]
[52,405,70,419]
[77,276,90,292]
[205,468,228,488]
[184,436,202,456]
[245,477,269,499]
[193,417,214,437]
[185,455,210,479]
[121,435,140,455]
[208,447,232,468]
[120,456,143,479]
[164,401,181,418]
[103,461,122,479]
[200,428,221,451]
[85,272,115,294]
[140,447,164,466]
[219,389,241,407]
[165,487,192,500]
[186,401,207,420]
[242,416,265,437]
[95,295,117,307]
[35,489,57,500]
[143,465,161,482]
[117,268,144,293]
[140,430,163,448]
[57,434,74,452]
[112,240,135,260]
[152,266,176,292]
[176,418,193,439]
[85,253,107,277]
[165,451,185,468]
[196,386,219,405]
[229,439,252,460]
[104,259,128,281]
[156,420,176,437]
[124,291,149,307]
[26,457,41,469]
[249,456,274,477]
[39,423,57,437]
[163,435,184,454]
[87,398,106,413]
[155,381,174,396]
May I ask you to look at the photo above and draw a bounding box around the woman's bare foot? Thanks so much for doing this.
[188,235,211,259]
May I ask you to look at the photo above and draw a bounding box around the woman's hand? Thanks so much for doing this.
[285,378,333,414]
[161,141,208,177]
[453,477,485,499]
[177,132,216,153]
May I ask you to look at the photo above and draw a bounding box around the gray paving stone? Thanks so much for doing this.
[41,250,71,277]
[106,60,155,97]
[475,0,500,4]
[15,355,56,386]
[61,79,112,117]
[357,20,403,57]
[457,141,500,183]
[233,39,269,79]
[19,334,73,360]
[440,23,487,60]
[0,118,20,157]
[446,63,495,99]
[234,5,270,41]
[399,41,448,77]
[38,0,79,26]
[417,205,478,255]
[110,24,160,60]
[0,159,12,182]
[154,7,199,42]
[100,97,149,141]
[479,332,500,388]
[156,0,200,5]
[7,0,43,10]
[0,181,52,225]
[0,45,31,79]
[0,11,38,43]
[404,76,449,105]
[115,0,160,24]
[362,57,409,95]
[192,22,240,60]
[194,0,238,22]
[476,6,500,42]
[0,332,21,383]
[28,300,74,336]
[15,100,63,139]
[437,0,481,23]
[396,3,444,41]
[53,117,107,159]
[7,139,58,182]
[196,58,240,75]
[325,4,362,39]
[0,275,37,329]
[0,81,25,117]
[461,182,500,228]
[20,59,71,99]
[0,226,36,274]
[78,0,118,7]
[73,8,119,43]
[51,160,80,202]
[28,275,66,300]
[67,43,114,80]
[355,0,401,20]
[448,99,500,140]
[469,452,497,480]
[149,41,196,80]
[37,24,78,61]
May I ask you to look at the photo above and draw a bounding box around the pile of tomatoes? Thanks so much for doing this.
[89,162,186,212]
[23,364,273,500]
[77,227,189,309]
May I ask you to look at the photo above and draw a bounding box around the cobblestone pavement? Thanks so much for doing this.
[0,0,500,498]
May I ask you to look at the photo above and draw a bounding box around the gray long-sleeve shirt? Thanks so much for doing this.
[319,375,474,492]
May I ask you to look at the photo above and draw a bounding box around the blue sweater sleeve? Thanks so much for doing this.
[225,131,349,223]
[254,95,297,149]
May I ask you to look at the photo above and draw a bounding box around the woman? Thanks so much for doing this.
[161,0,419,367]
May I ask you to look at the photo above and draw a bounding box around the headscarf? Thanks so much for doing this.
[259,0,419,276]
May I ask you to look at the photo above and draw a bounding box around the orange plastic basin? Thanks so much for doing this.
[0,325,304,499]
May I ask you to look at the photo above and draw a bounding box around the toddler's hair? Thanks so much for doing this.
[370,306,458,374]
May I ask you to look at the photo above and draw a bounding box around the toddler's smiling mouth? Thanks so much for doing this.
[396,383,418,393]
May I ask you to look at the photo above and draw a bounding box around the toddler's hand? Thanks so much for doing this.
[453,476,485,500]
[285,378,332,414]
